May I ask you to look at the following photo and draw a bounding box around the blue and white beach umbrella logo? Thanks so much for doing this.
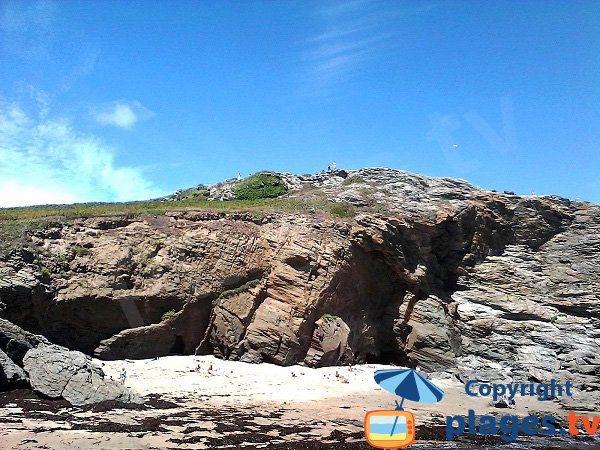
[374,368,445,409]
[364,368,445,448]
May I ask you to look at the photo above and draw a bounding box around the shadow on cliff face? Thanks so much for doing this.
[91,294,215,360]
[310,246,413,367]
[296,197,575,370]
[2,289,189,356]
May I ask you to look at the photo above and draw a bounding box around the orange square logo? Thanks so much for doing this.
[364,410,416,448]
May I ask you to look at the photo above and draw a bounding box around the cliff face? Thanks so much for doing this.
[0,168,598,407]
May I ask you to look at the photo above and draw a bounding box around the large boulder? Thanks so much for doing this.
[0,317,51,366]
[23,344,140,406]
[94,322,175,359]
[1,318,141,406]
[0,348,27,390]
[304,316,352,367]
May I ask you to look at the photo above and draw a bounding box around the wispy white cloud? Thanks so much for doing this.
[61,50,99,93]
[304,1,392,82]
[15,83,51,119]
[304,1,435,83]
[0,97,162,207]
[94,101,154,129]
[308,34,390,74]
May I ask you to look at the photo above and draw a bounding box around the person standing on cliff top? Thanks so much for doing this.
[119,368,127,385]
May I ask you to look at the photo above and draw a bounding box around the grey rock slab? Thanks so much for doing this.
[0,348,27,390]
[23,343,141,406]
[0,318,51,366]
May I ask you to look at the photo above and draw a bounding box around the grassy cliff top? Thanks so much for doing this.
[0,171,361,222]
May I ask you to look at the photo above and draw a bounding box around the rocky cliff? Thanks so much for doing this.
[0,318,138,405]
[1,168,598,408]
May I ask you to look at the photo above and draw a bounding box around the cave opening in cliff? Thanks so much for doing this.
[375,350,412,366]
[170,335,185,354]
[308,244,416,368]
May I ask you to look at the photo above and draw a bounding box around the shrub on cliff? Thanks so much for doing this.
[175,187,210,201]
[232,173,288,200]
[161,309,177,321]
[329,202,356,218]
[320,313,339,322]
[213,279,261,305]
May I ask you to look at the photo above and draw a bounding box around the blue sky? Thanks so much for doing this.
[1,0,598,206]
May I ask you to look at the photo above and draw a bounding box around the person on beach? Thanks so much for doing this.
[491,395,510,408]
[119,368,127,385]
[195,363,201,373]
[506,395,516,408]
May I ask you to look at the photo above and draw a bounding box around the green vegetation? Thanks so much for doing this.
[39,266,51,278]
[71,244,90,256]
[0,197,359,252]
[213,278,262,306]
[136,253,152,269]
[320,313,339,322]
[0,219,58,255]
[147,238,164,249]
[76,279,91,289]
[232,173,288,200]
[0,202,160,221]
[136,239,165,269]
[175,187,210,201]
[329,202,356,218]
[0,177,362,249]
[0,197,315,222]
[56,251,71,263]
[261,263,272,275]
[161,309,177,321]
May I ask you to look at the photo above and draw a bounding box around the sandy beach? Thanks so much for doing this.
[1,356,596,449]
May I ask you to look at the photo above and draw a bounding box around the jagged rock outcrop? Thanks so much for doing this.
[0,348,26,390]
[0,168,598,408]
[24,344,139,406]
[0,317,46,390]
[451,204,600,410]
[304,316,352,367]
[0,317,51,365]
[0,318,139,405]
